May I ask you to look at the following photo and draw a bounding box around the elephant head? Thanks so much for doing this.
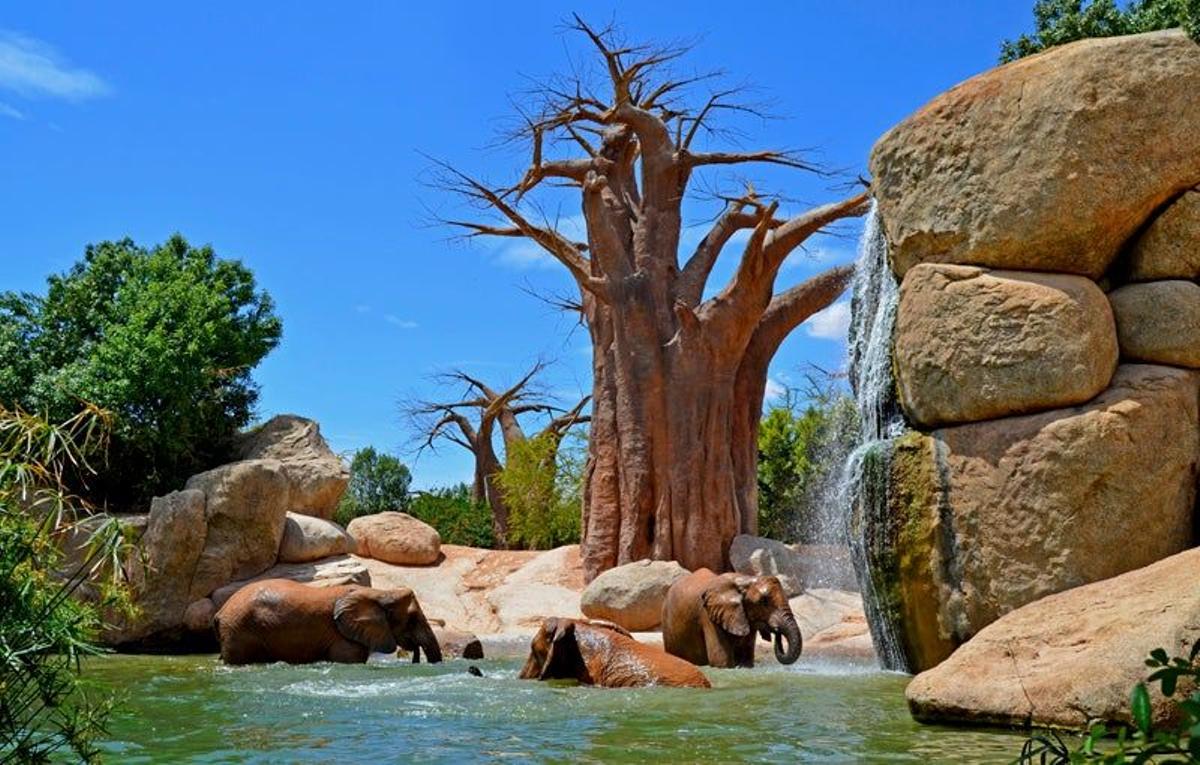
[332,586,443,663]
[518,618,632,682]
[702,574,802,664]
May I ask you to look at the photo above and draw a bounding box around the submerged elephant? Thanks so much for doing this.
[215,579,443,665]
[518,617,711,688]
[661,569,802,668]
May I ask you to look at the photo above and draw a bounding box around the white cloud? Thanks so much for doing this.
[0,100,24,119]
[764,377,787,402]
[354,304,371,314]
[0,31,111,101]
[488,214,587,271]
[384,314,418,329]
[804,301,851,342]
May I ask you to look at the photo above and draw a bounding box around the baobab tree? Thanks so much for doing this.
[405,363,589,547]
[440,17,868,579]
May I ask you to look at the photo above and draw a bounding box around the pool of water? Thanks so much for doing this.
[84,654,1026,763]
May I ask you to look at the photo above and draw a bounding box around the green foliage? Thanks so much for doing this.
[407,483,495,548]
[1018,639,1200,763]
[1,405,132,763]
[334,446,413,526]
[756,387,857,543]
[0,235,282,509]
[1000,0,1200,62]
[498,433,584,550]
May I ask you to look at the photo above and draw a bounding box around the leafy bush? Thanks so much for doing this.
[1001,0,1200,62]
[408,483,495,548]
[756,388,857,543]
[0,405,131,763]
[0,235,281,509]
[334,446,413,526]
[498,433,583,550]
[1019,638,1200,763]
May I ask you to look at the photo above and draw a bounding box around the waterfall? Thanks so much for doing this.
[841,202,910,672]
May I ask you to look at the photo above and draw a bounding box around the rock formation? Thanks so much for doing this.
[579,559,689,631]
[347,511,441,566]
[856,30,1200,675]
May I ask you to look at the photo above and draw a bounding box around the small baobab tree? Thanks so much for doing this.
[404,363,589,548]
[438,17,867,579]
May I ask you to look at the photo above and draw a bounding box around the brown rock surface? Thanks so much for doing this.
[277,512,356,563]
[907,548,1200,729]
[347,511,441,565]
[579,559,689,631]
[1128,189,1200,281]
[870,31,1200,278]
[209,554,370,609]
[235,414,349,520]
[1109,280,1200,368]
[432,627,484,660]
[879,364,1199,671]
[895,265,1117,426]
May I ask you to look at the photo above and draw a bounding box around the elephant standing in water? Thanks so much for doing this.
[519,618,710,688]
[661,570,802,668]
[215,579,443,665]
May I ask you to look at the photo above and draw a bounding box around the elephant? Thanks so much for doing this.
[518,617,711,688]
[214,578,443,665]
[661,569,802,668]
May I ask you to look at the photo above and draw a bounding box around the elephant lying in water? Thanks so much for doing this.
[519,618,710,688]
[215,579,443,665]
[661,569,802,668]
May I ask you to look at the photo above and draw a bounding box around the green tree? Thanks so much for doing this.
[1,405,130,763]
[498,432,584,550]
[407,484,495,548]
[756,385,857,543]
[0,235,282,509]
[334,447,413,526]
[1001,0,1200,62]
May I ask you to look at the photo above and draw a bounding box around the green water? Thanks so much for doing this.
[84,654,1025,764]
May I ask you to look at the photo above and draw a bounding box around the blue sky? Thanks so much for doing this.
[0,2,1032,488]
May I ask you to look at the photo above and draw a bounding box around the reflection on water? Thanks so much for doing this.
[84,654,1024,764]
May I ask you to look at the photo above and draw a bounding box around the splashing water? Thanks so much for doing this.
[841,202,911,673]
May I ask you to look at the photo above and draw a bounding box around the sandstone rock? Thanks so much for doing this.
[729,535,806,596]
[907,548,1200,729]
[347,512,441,565]
[895,265,1118,426]
[235,415,349,520]
[277,512,356,563]
[1109,281,1200,368]
[872,364,1199,672]
[432,627,484,660]
[485,546,586,630]
[579,559,689,631]
[871,31,1200,279]
[209,554,370,609]
[1128,189,1200,281]
[183,598,216,633]
[185,459,293,598]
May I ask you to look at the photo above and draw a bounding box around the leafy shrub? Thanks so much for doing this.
[498,433,583,550]
[334,446,413,526]
[0,405,131,763]
[1018,638,1200,763]
[1001,0,1200,62]
[756,388,857,543]
[0,235,282,509]
[408,483,495,548]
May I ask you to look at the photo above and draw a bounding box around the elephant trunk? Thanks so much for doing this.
[412,618,443,664]
[769,611,803,665]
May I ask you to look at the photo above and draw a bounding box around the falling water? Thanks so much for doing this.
[840,202,911,672]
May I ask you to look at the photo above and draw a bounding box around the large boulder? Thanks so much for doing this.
[871,30,1200,279]
[277,512,356,563]
[868,364,1199,672]
[347,511,441,565]
[184,459,293,598]
[235,415,349,520]
[1128,188,1200,281]
[907,548,1200,729]
[1109,281,1200,368]
[209,554,371,610]
[729,535,806,596]
[894,265,1117,426]
[431,627,484,660]
[579,559,689,631]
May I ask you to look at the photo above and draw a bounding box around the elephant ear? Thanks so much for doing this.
[540,619,583,681]
[333,589,397,654]
[702,581,751,637]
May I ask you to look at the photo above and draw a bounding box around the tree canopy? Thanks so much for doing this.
[1001,0,1200,62]
[335,446,414,525]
